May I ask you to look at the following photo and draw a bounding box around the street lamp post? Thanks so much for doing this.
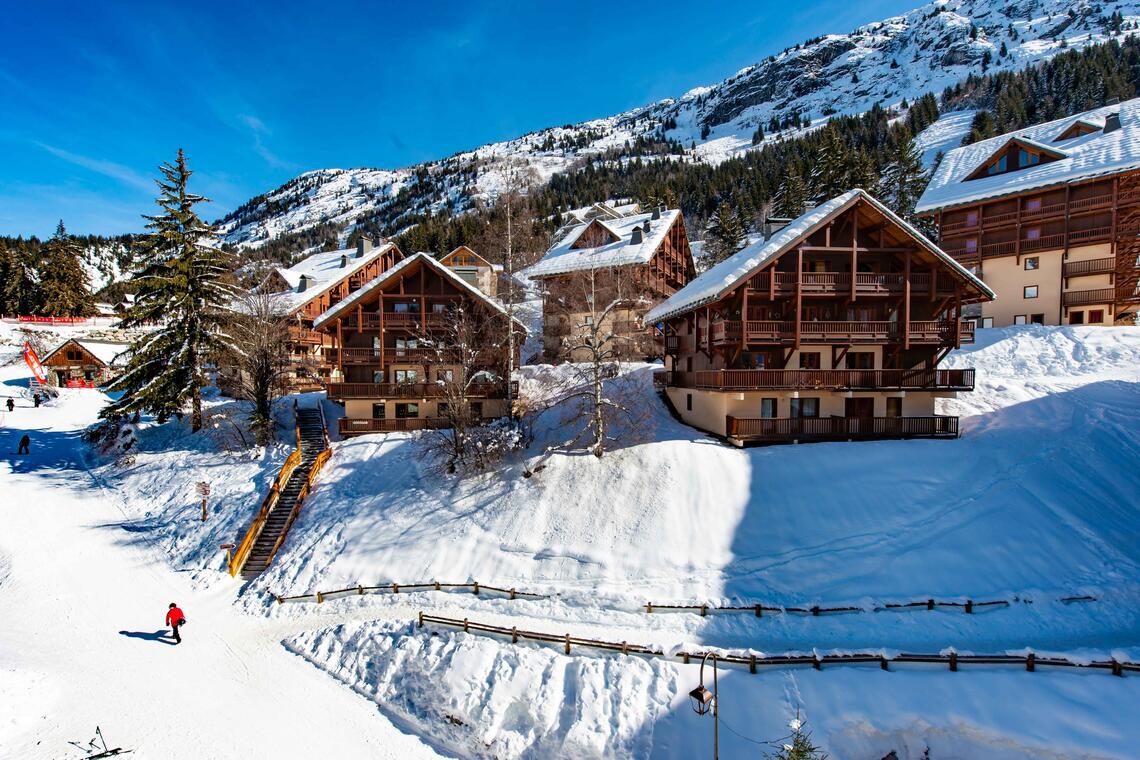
[688,652,719,759]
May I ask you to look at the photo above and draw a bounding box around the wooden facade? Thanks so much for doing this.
[40,339,121,387]
[535,210,696,362]
[924,164,1140,326]
[654,192,991,446]
[314,253,524,437]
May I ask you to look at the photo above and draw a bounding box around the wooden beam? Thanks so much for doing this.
[794,246,803,349]
[336,318,344,376]
[850,214,858,302]
[799,246,913,254]
[903,250,911,350]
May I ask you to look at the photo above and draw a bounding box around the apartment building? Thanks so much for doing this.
[915,99,1140,326]
[645,189,993,446]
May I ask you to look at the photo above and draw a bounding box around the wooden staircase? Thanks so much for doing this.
[229,405,332,579]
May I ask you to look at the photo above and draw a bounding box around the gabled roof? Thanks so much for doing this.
[916,98,1140,213]
[526,209,683,279]
[440,245,494,268]
[1054,118,1104,142]
[962,136,1068,181]
[312,252,527,332]
[270,241,400,312]
[41,338,128,368]
[645,190,993,324]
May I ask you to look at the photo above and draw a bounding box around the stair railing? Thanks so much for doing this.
[228,448,303,577]
[263,446,333,570]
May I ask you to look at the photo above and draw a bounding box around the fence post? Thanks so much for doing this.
[927,599,935,611]
[749,655,757,674]
[811,605,820,617]
[316,591,324,604]
[646,603,653,614]
[275,595,283,605]
[564,633,570,655]
[880,656,889,671]
[1026,653,1035,672]
[755,604,762,618]
[965,599,973,614]
[434,581,441,591]
[949,652,958,672]
[418,611,424,628]
[510,588,516,600]
[812,654,821,670]
[700,604,707,617]
[683,652,690,665]
[512,627,518,644]
[463,618,469,633]
[622,641,628,655]
[393,582,399,594]
[1112,660,1123,677]
[357,584,364,596]
[473,581,480,596]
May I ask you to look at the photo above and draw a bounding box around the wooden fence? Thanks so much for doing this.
[643,595,1096,617]
[275,580,548,604]
[417,613,1138,677]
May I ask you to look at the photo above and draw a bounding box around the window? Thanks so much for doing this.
[371,403,385,419]
[685,356,693,373]
[790,397,820,418]
[394,369,418,384]
[470,402,483,418]
[395,338,419,350]
[799,352,821,370]
[1024,286,1038,299]
[965,238,978,252]
[886,397,902,418]
[1014,315,1027,325]
[1089,309,1105,324]
[686,393,692,412]
[1030,314,1045,325]
[432,303,448,313]
[394,302,420,313]
[845,352,874,370]
[372,370,385,383]
[1069,311,1084,325]
[395,403,419,419]
[437,369,455,383]
[1025,227,1041,241]
[981,317,994,329]
[966,211,978,226]
[437,402,449,417]
[1026,198,1042,211]
[761,398,777,418]
[1024,257,1039,270]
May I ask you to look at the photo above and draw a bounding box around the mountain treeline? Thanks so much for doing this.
[0,228,134,316]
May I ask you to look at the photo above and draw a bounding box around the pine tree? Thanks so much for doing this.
[962,110,998,145]
[766,716,827,759]
[880,128,928,221]
[774,168,808,219]
[811,126,850,198]
[704,201,747,265]
[1,239,40,316]
[36,221,95,317]
[104,149,233,431]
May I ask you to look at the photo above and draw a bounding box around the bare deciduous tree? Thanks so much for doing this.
[223,290,298,445]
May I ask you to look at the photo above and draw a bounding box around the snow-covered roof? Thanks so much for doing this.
[312,252,527,333]
[645,189,993,324]
[527,209,682,279]
[42,339,129,368]
[915,99,1140,213]
[270,242,399,312]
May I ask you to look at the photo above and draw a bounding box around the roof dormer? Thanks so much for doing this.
[570,219,622,249]
[964,137,1067,182]
[1054,118,1102,142]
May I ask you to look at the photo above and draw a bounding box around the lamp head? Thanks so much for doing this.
[688,684,714,715]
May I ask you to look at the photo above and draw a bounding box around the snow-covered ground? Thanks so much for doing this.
[1,321,1139,758]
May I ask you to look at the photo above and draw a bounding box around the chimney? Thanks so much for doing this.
[1104,113,1122,133]
[357,237,373,258]
[630,227,644,245]
[642,220,651,233]
[297,275,310,293]
[651,207,661,221]
[339,254,348,268]
[763,217,792,241]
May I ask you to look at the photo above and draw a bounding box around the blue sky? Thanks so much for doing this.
[0,0,918,237]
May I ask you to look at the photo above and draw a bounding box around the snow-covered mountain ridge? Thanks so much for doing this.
[216,0,1140,254]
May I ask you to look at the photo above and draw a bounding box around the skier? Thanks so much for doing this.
[165,603,186,645]
[33,392,41,408]
[5,398,13,412]
[17,434,30,455]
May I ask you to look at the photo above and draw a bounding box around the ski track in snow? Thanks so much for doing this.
[2,321,1140,758]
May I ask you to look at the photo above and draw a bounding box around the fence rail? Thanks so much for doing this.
[276,580,548,604]
[643,594,1095,617]
[417,613,1138,677]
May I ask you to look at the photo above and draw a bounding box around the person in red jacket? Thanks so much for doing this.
[165,603,186,644]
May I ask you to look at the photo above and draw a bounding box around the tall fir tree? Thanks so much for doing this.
[1,239,42,316]
[774,168,808,219]
[704,201,747,265]
[880,128,928,221]
[36,221,95,317]
[104,149,233,431]
[811,126,850,198]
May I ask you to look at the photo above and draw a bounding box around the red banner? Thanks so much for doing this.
[17,316,89,324]
[23,342,47,384]
[65,379,96,389]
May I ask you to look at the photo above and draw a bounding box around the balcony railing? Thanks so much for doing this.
[339,417,450,435]
[1068,226,1113,245]
[286,325,325,345]
[1063,257,1116,278]
[707,320,972,345]
[1062,288,1116,307]
[665,368,975,392]
[327,381,515,399]
[744,271,956,298]
[725,415,960,442]
[341,312,450,331]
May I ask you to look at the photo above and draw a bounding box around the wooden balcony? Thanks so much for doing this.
[744,272,956,299]
[341,312,449,331]
[339,417,450,436]
[1068,226,1113,245]
[1062,288,1116,307]
[327,381,515,399]
[709,320,972,345]
[1064,257,1116,278]
[725,415,960,443]
[667,368,975,392]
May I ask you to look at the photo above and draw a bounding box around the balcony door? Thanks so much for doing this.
[844,397,874,435]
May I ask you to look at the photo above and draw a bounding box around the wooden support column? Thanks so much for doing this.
[850,215,858,302]
[742,287,749,346]
[795,246,803,349]
[930,268,937,301]
[336,318,344,376]
[378,293,386,375]
[903,250,911,350]
[768,265,775,301]
[954,288,962,349]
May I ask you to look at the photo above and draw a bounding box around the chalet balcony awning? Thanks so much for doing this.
[659,368,975,392]
[726,414,959,442]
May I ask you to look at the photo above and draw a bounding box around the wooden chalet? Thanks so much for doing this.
[439,245,500,296]
[40,339,126,387]
[312,252,526,437]
[263,238,403,390]
[916,99,1140,327]
[644,190,993,446]
[527,205,695,361]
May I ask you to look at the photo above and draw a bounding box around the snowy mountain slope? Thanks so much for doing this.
[216,0,1140,253]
